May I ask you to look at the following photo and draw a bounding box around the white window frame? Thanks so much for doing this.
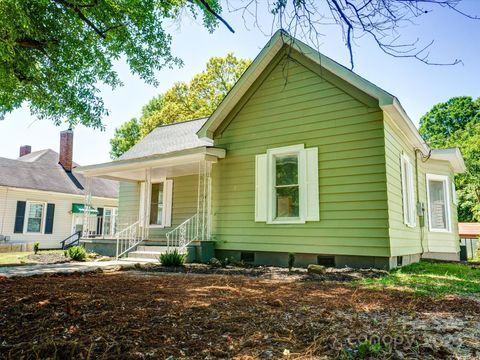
[102,207,118,237]
[149,180,167,228]
[24,201,46,234]
[267,144,306,224]
[400,153,416,227]
[426,174,452,233]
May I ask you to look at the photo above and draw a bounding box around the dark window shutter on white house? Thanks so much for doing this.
[44,203,56,234]
[96,207,104,235]
[14,201,26,233]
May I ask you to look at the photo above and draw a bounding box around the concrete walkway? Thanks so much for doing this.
[0,260,140,278]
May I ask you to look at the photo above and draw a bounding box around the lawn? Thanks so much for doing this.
[0,270,479,359]
[0,250,66,265]
[359,260,480,296]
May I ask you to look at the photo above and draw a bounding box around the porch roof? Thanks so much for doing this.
[74,146,225,182]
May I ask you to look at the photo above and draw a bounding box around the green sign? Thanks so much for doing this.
[71,203,98,214]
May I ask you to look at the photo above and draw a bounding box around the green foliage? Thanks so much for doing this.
[65,246,86,261]
[0,0,221,127]
[288,252,295,272]
[159,250,186,267]
[359,261,480,296]
[419,96,480,221]
[33,242,40,255]
[109,118,141,159]
[110,53,251,158]
[356,340,382,359]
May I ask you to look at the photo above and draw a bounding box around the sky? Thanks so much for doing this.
[0,1,479,165]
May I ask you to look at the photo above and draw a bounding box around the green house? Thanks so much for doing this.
[75,31,465,269]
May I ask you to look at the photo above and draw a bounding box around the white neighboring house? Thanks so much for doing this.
[0,130,118,249]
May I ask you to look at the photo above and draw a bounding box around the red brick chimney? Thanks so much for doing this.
[59,129,74,171]
[19,145,31,157]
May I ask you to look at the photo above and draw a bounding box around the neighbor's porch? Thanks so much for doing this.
[75,147,225,258]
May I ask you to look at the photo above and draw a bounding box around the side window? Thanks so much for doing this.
[400,154,416,227]
[426,174,451,232]
[25,202,46,233]
[255,144,319,224]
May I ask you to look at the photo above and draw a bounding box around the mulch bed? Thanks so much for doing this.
[0,272,479,359]
[25,253,70,264]
[135,263,389,282]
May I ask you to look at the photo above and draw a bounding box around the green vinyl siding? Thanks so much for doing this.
[117,175,198,239]
[384,115,459,256]
[211,52,391,257]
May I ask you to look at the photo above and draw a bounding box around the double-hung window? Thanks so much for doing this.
[255,144,319,224]
[426,174,451,232]
[150,182,165,226]
[400,154,416,227]
[139,179,173,228]
[25,202,45,233]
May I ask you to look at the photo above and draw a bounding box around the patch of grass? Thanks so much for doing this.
[358,261,480,296]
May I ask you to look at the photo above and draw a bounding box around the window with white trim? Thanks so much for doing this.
[139,179,173,228]
[25,201,45,233]
[150,182,164,225]
[255,144,319,224]
[400,154,416,227]
[426,174,451,232]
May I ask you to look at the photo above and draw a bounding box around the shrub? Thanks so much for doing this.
[288,253,295,272]
[33,242,40,255]
[65,246,87,261]
[208,257,222,268]
[160,250,186,267]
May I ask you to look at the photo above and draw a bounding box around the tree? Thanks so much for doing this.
[419,96,480,221]
[0,0,221,128]
[110,53,251,158]
[109,117,141,159]
[1,1,477,127]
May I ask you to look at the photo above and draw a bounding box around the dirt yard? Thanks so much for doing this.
[0,271,479,359]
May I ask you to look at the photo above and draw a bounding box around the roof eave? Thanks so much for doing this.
[430,148,466,174]
[74,146,226,177]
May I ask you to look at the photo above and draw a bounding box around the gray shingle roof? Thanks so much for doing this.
[0,149,118,198]
[119,118,211,161]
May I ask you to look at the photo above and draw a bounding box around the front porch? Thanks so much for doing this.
[75,147,225,260]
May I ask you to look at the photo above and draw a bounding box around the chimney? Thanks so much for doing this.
[19,145,31,157]
[59,129,74,171]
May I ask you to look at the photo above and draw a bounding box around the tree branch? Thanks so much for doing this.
[193,0,235,33]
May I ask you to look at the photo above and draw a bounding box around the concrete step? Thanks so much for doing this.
[136,245,169,252]
[122,257,158,263]
[128,251,163,260]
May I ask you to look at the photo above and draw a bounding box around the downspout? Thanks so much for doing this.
[414,148,431,255]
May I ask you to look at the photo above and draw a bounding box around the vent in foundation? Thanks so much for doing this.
[397,256,403,267]
[240,252,255,263]
[317,256,335,267]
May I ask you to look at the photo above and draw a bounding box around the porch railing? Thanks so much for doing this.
[116,220,148,259]
[166,213,199,253]
[61,231,81,249]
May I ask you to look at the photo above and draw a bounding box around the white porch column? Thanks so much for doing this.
[143,168,151,240]
[82,176,92,238]
[197,159,212,241]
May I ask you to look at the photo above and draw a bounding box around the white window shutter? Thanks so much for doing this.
[305,147,319,221]
[139,182,146,224]
[163,179,173,227]
[255,154,268,222]
[407,161,416,226]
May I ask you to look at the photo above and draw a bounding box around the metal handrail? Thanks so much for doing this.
[116,220,145,259]
[61,231,81,249]
[165,213,199,253]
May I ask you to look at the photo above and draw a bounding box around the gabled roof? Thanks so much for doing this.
[197,30,429,154]
[119,118,211,161]
[0,149,118,198]
[430,148,466,173]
